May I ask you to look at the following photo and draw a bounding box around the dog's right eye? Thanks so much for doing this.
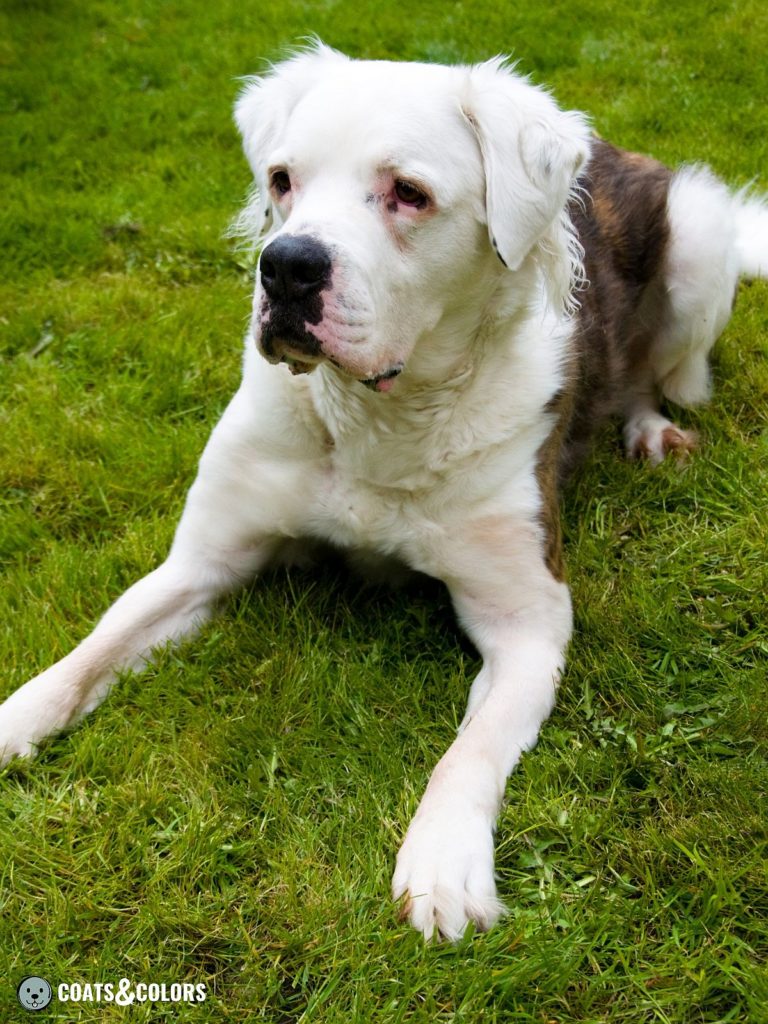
[270,170,291,196]
[394,179,429,208]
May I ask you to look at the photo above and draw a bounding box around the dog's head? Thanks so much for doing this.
[235,43,590,390]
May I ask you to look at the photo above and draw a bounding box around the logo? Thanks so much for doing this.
[17,977,53,1012]
[15,975,207,1010]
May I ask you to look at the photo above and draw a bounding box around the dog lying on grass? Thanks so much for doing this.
[1,43,766,941]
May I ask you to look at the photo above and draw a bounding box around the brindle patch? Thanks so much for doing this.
[535,139,676,573]
[536,376,576,582]
[559,138,674,478]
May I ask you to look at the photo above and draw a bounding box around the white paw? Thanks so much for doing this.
[392,804,505,941]
[0,669,81,766]
[625,413,697,465]
[0,720,39,765]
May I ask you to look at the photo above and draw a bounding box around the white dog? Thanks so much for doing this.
[1,44,766,941]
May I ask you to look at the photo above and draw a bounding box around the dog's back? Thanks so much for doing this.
[561,138,768,474]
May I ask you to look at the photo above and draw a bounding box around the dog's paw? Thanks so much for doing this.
[392,805,505,941]
[0,670,80,767]
[625,413,697,466]
[0,700,41,766]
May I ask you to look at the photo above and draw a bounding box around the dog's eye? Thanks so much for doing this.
[270,170,291,196]
[394,179,428,208]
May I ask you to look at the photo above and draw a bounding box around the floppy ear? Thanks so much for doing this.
[233,72,280,238]
[462,59,591,272]
[233,42,349,238]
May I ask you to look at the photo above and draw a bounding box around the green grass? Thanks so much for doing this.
[1,0,767,1020]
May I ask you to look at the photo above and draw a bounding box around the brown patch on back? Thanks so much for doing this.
[561,139,674,477]
[590,191,624,241]
[536,454,565,581]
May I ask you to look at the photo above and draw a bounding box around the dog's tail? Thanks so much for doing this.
[734,191,768,279]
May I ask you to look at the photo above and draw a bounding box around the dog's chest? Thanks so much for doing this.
[300,362,559,561]
[310,374,468,491]
[308,442,438,556]
[303,417,541,569]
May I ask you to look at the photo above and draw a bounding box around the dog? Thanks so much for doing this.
[1,43,766,941]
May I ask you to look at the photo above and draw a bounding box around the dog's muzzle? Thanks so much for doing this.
[258,234,332,371]
[256,234,404,391]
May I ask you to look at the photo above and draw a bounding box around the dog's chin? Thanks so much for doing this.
[291,357,405,393]
[357,363,405,392]
[324,356,405,392]
[281,354,319,376]
[259,337,404,393]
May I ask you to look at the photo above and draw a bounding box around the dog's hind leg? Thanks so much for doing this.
[0,387,316,766]
[622,360,699,464]
[624,167,751,463]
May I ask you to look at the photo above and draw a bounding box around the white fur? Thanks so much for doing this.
[734,190,768,279]
[654,167,740,406]
[0,45,764,942]
[623,164,767,461]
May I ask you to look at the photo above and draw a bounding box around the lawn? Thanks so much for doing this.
[1,0,767,1021]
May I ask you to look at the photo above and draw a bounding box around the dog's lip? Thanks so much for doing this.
[281,354,318,375]
[321,354,405,392]
[275,347,404,390]
[359,363,404,392]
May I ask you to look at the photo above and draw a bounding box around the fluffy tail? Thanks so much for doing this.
[734,192,768,278]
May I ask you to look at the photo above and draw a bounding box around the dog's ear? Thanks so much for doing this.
[234,42,349,237]
[462,59,591,273]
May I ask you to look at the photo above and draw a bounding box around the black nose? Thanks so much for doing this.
[260,235,331,302]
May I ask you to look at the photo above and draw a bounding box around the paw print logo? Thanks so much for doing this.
[17,976,53,1012]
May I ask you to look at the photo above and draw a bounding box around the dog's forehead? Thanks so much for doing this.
[280,60,474,176]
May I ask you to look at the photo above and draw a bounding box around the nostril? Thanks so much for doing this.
[292,256,328,287]
[260,235,331,300]
[260,255,276,283]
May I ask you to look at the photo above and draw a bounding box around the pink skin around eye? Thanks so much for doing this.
[369,173,426,215]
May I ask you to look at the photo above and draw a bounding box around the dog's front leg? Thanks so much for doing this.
[392,525,572,941]
[0,388,316,766]
[0,552,248,766]
[0,514,269,766]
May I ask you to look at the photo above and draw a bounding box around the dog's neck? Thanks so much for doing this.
[308,261,571,489]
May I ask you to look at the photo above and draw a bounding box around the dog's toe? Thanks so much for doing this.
[625,412,697,465]
[392,807,505,941]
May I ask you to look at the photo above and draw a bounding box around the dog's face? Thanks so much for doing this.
[235,46,590,388]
